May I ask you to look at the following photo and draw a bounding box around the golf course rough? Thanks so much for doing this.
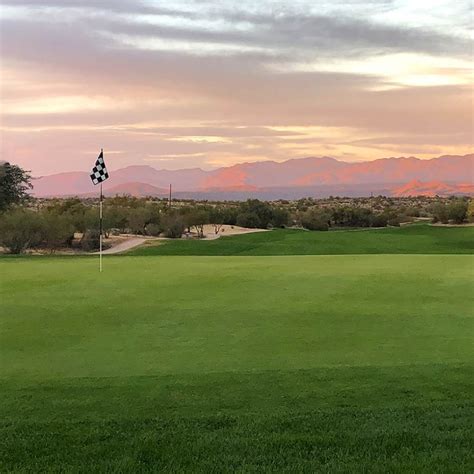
[1,231,473,471]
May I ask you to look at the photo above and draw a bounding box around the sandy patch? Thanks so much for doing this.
[198,224,269,240]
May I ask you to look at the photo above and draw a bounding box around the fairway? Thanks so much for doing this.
[1,254,473,471]
[130,224,474,256]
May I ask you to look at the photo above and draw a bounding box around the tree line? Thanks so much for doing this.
[0,162,472,254]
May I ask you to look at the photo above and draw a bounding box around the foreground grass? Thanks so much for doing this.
[129,224,474,256]
[1,255,473,471]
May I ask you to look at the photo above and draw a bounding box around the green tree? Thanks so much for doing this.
[127,207,152,235]
[39,211,75,253]
[0,163,32,211]
[301,208,330,231]
[467,199,474,223]
[236,211,261,228]
[430,202,449,224]
[186,209,209,238]
[160,212,185,238]
[446,199,468,224]
[271,207,290,228]
[239,199,273,228]
[209,206,226,234]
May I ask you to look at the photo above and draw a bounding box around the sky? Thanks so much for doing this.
[0,0,472,176]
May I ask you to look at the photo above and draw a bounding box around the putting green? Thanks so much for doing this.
[1,255,473,471]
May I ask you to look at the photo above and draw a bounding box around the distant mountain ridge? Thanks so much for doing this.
[31,154,474,199]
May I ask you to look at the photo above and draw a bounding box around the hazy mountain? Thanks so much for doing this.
[32,154,474,199]
[100,182,168,198]
[392,180,474,197]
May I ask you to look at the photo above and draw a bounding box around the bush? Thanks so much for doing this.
[238,199,273,228]
[468,200,474,223]
[447,199,467,224]
[185,209,209,238]
[430,202,449,224]
[161,214,185,238]
[301,208,330,231]
[236,212,261,228]
[127,207,151,235]
[0,208,43,254]
[146,223,161,236]
[40,211,75,252]
[272,207,290,228]
[80,230,101,251]
[370,213,389,228]
[332,206,374,227]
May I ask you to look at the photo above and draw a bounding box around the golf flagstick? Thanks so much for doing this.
[89,148,109,273]
[99,180,103,272]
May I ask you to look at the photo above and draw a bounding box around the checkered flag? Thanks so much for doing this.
[90,150,109,185]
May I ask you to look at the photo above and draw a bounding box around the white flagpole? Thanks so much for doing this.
[99,148,103,273]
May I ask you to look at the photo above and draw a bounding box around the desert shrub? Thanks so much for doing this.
[236,212,261,228]
[127,207,151,235]
[39,211,75,252]
[301,208,330,231]
[104,205,129,232]
[209,206,226,234]
[446,199,468,224]
[467,199,474,223]
[271,207,290,228]
[80,230,101,251]
[239,199,273,228]
[370,213,389,227]
[146,223,161,236]
[161,213,185,238]
[0,208,43,253]
[430,202,449,223]
[331,206,373,227]
[186,209,209,238]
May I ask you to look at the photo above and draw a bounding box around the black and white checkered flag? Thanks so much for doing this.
[90,150,109,185]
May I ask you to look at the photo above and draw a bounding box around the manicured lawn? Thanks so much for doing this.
[129,224,474,256]
[1,255,473,471]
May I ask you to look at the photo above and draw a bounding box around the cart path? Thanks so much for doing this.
[96,237,151,255]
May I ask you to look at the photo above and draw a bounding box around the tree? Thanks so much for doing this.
[271,207,290,228]
[209,206,226,234]
[236,211,261,228]
[127,207,152,235]
[0,163,32,211]
[80,230,101,251]
[0,208,43,254]
[186,209,209,238]
[39,211,75,252]
[239,199,273,228]
[430,202,449,224]
[467,199,474,223]
[446,199,468,224]
[301,208,330,231]
[160,213,185,238]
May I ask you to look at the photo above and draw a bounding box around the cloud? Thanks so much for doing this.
[0,0,472,175]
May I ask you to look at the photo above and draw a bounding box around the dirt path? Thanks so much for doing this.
[96,237,152,255]
[95,225,269,255]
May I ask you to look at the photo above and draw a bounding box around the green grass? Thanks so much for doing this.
[1,255,473,472]
[129,224,474,256]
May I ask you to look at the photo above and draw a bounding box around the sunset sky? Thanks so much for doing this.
[0,0,472,176]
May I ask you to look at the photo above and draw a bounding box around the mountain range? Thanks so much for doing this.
[31,154,474,199]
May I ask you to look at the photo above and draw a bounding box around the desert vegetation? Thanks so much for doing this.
[0,164,472,254]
